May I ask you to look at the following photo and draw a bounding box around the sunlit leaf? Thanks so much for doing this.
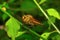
[5,17,20,38]
[47,8,60,19]
[40,32,51,40]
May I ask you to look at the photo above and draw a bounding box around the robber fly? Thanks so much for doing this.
[22,15,43,26]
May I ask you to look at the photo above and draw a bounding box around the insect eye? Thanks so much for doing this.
[22,16,26,19]
[24,17,26,19]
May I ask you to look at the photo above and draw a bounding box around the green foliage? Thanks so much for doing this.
[16,33,39,40]
[39,0,46,4]
[47,8,60,19]
[0,0,60,40]
[2,13,8,21]
[41,31,51,40]
[19,34,34,40]
[48,32,60,40]
[8,0,15,3]
[49,17,56,23]
[20,0,37,12]
[48,17,56,28]
[5,17,20,39]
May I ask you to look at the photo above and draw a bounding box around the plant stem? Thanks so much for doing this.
[33,0,60,34]
[12,37,15,40]
[23,25,40,37]
[1,9,12,17]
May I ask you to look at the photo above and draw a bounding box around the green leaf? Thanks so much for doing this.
[47,8,60,19]
[5,17,20,38]
[20,0,37,12]
[41,32,51,40]
[39,0,46,4]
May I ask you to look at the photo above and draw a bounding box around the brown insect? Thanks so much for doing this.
[22,15,43,26]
